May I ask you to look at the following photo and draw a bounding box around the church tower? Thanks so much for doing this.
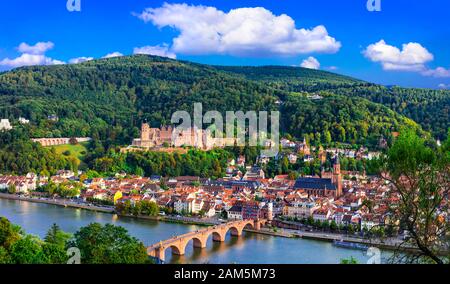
[332,155,342,197]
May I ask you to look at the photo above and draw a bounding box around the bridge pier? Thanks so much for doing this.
[149,247,165,263]
[254,219,261,231]
[230,227,242,237]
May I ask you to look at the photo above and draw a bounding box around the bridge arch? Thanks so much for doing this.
[228,226,241,236]
[147,219,268,262]
[211,231,225,242]
[192,237,207,248]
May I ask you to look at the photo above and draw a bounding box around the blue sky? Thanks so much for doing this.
[0,0,449,89]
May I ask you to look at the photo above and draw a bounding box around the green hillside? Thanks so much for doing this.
[0,55,440,174]
[217,65,449,140]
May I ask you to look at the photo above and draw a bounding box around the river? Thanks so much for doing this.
[0,198,390,264]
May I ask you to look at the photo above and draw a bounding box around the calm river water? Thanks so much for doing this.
[0,198,389,264]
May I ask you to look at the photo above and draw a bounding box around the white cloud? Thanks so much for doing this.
[0,41,64,68]
[133,44,176,59]
[363,40,433,72]
[300,56,320,69]
[17,41,54,55]
[102,52,123,59]
[135,3,341,57]
[422,67,450,78]
[69,57,94,64]
[438,83,449,89]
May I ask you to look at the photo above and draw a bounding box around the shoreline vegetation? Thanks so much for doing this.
[0,193,417,253]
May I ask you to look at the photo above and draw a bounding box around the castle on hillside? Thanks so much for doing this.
[132,123,214,150]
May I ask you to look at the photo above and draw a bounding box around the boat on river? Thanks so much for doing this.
[333,240,368,250]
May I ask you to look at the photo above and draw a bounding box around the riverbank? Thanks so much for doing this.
[0,193,217,226]
[0,193,419,253]
[0,193,114,213]
[116,213,217,227]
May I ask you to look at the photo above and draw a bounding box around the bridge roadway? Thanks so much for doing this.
[147,219,267,262]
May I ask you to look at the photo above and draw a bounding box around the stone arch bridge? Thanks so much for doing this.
[147,219,267,262]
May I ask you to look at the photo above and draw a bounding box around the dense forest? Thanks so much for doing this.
[218,65,449,140]
[0,55,447,175]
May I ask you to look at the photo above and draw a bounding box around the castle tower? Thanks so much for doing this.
[141,123,150,141]
[332,155,342,197]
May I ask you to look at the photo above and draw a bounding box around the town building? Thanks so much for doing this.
[283,199,320,218]
[0,119,12,131]
[294,156,343,197]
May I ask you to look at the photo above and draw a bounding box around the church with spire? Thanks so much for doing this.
[293,155,343,198]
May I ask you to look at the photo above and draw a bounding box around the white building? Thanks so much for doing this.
[174,197,194,214]
[284,200,319,218]
[227,205,243,220]
[0,119,12,131]
[192,199,204,214]
[361,215,380,231]
[312,208,332,222]
[19,117,30,124]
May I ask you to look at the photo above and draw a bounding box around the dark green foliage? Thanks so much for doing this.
[9,235,47,264]
[218,65,448,140]
[0,128,69,175]
[281,93,421,147]
[68,223,150,264]
[116,200,159,217]
[0,217,22,249]
[0,217,151,264]
[92,148,232,178]
[44,224,71,248]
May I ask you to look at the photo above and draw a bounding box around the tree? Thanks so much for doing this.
[288,171,299,181]
[44,224,71,248]
[7,184,16,194]
[42,243,67,264]
[382,130,449,264]
[135,166,145,177]
[0,247,12,264]
[340,256,359,264]
[330,220,338,231]
[140,200,159,216]
[68,223,150,264]
[0,217,21,249]
[9,235,46,264]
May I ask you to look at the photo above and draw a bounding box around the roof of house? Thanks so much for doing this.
[228,205,243,213]
[294,178,336,191]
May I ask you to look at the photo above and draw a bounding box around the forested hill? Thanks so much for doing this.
[215,65,363,87]
[216,65,449,140]
[0,54,435,150]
